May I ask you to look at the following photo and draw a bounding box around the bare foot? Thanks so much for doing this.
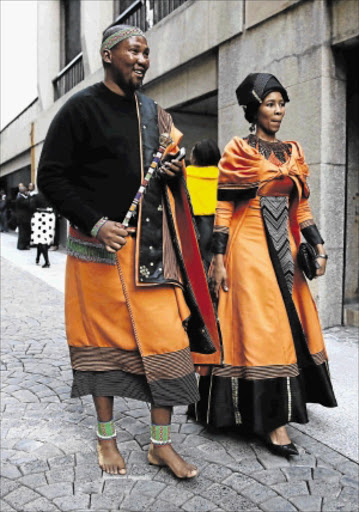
[269,426,292,446]
[97,439,126,475]
[148,443,197,479]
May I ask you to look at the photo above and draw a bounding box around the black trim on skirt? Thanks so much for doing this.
[189,362,337,434]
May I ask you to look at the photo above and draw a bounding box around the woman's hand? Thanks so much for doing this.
[315,244,327,277]
[96,220,128,253]
[209,254,228,299]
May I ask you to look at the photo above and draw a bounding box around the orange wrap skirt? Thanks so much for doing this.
[65,227,199,406]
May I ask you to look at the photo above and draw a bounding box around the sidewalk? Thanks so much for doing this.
[1,232,358,512]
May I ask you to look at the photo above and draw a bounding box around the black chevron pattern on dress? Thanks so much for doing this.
[261,196,294,295]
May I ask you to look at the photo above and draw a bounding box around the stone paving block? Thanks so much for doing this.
[33,482,74,500]
[223,494,261,511]
[340,485,359,502]
[180,423,206,435]
[200,463,233,482]
[322,497,357,511]
[313,466,341,482]
[272,480,309,497]
[13,440,44,453]
[289,452,316,467]
[90,493,123,510]
[340,474,359,489]
[74,479,103,495]
[23,496,60,511]
[12,390,39,403]
[31,443,64,460]
[48,454,75,469]
[225,458,264,474]
[174,474,215,493]
[127,451,148,464]
[46,466,75,484]
[120,492,155,511]
[0,478,20,498]
[182,495,217,512]
[241,481,277,504]
[74,463,102,481]
[125,463,160,480]
[261,495,297,511]
[0,463,22,479]
[222,472,252,493]
[290,494,322,511]
[132,479,166,498]
[157,484,194,506]
[282,466,312,481]
[54,493,90,511]
[200,482,238,506]
[2,486,42,509]
[251,469,286,486]
[336,460,359,477]
[308,479,342,498]
[17,472,48,489]
[146,498,183,511]
[102,478,135,496]
[255,451,290,470]
[0,499,17,512]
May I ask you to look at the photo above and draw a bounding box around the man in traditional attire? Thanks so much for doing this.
[37,24,220,478]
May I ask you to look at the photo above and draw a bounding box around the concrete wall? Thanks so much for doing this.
[331,0,359,46]
[145,0,243,83]
[218,0,348,327]
[37,1,61,111]
[245,0,301,29]
[81,0,113,76]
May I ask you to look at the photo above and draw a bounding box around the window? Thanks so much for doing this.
[61,0,81,67]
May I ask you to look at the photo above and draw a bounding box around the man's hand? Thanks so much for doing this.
[159,158,183,179]
[96,221,128,253]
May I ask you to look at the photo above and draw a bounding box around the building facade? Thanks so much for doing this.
[0,0,358,328]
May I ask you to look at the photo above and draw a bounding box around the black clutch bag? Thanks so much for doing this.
[297,243,320,280]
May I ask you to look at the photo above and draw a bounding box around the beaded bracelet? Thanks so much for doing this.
[90,217,108,239]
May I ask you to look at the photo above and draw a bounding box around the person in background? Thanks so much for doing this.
[15,184,32,250]
[0,190,9,232]
[28,182,37,196]
[186,139,220,270]
[30,192,56,268]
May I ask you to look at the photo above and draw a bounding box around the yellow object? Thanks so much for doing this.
[186,165,219,215]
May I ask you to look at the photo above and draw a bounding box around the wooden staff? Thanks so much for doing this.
[121,133,173,228]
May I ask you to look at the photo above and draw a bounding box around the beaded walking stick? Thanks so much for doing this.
[121,132,173,228]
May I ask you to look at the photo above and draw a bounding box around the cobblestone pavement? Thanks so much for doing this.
[1,257,358,512]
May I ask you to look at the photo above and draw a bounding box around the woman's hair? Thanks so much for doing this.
[244,102,259,124]
[191,139,221,166]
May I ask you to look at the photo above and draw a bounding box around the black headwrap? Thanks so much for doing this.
[236,73,289,123]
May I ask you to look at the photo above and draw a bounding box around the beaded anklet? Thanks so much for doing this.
[150,424,171,446]
[97,419,116,440]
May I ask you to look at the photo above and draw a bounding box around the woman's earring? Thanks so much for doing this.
[249,123,256,133]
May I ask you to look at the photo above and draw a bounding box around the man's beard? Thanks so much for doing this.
[114,71,142,95]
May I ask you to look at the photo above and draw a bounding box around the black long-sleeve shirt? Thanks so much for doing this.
[37,82,141,235]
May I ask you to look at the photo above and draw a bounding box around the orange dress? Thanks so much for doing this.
[191,136,337,433]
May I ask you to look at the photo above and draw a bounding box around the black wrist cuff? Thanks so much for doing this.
[211,232,229,254]
[301,225,324,246]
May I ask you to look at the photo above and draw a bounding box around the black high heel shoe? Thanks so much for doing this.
[265,437,299,457]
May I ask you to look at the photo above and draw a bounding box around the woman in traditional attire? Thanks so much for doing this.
[190,73,337,457]
[186,139,220,270]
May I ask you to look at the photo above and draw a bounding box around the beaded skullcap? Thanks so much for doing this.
[101,26,145,52]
